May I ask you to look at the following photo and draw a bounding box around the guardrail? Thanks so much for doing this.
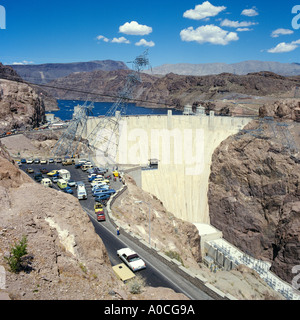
[105,183,235,301]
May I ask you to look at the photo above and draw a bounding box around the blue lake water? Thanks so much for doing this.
[51,100,182,121]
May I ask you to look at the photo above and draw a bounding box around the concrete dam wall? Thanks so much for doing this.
[85,112,252,224]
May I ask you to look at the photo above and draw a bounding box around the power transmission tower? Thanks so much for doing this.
[51,101,94,158]
[86,50,151,166]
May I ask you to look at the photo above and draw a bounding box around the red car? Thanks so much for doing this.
[97,211,106,222]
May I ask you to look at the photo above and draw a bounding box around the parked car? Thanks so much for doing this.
[92,185,109,192]
[117,248,146,272]
[75,181,85,188]
[63,186,73,194]
[21,159,27,164]
[26,168,34,173]
[40,168,49,174]
[68,180,76,187]
[34,172,43,182]
[95,194,111,202]
[75,163,82,169]
[56,158,62,163]
[26,159,34,164]
[47,170,59,177]
[48,158,54,163]
[40,159,47,164]
[34,158,40,164]
[41,178,53,188]
[51,176,59,183]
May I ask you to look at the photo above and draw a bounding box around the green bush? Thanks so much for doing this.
[165,250,184,265]
[4,235,28,273]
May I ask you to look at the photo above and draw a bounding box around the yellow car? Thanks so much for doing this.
[47,170,59,176]
[113,171,119,177]
[94,203,103,213]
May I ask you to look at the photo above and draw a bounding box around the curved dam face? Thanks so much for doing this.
[85,112,252,224]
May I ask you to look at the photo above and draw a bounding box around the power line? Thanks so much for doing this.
[0,73,178,109]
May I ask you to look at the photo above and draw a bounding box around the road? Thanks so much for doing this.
[20,161,214,300]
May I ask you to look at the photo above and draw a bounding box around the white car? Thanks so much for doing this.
[117,248,146,272]
[40,159,47,164]
[26,159,34,164]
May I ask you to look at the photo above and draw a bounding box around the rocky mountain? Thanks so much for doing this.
[45,69,300,113]
[8,60,129,85]
[0,63,58,132]
[146,61,300,77]
[208,100,300,284]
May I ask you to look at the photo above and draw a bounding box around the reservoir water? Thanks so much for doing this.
[51,100,182,121]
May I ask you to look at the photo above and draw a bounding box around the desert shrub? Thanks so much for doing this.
[4,235,28,273]
[165,250,184,265]
[127,275,146,294]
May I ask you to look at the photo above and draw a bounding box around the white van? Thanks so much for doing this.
[77,185,87,200]
[58,169,71,182]
[41,178,53,188]
[57,179,68,189]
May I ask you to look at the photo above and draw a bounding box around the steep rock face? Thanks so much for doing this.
[208,118,300,283]
[0,79,46,132]
[259,99,300,122]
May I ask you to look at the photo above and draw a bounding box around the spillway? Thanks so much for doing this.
[85,111,252,224]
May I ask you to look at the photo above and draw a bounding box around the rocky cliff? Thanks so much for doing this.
[208,101,300,284]
[45,70,300,112]
[0,63,58,132]
[0,79,46,132]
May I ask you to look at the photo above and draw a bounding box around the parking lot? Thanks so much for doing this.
[19,159,124,225]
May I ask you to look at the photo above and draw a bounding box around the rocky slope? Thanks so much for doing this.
[146,61,300,77]
[44,70,300,113]
[0,142,189,300]
[208,101,300,284]
[9,60,128,85]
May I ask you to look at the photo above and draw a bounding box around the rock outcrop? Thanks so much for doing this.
[208,110,300,283]
[0,79,46,132]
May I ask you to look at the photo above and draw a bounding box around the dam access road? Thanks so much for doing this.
[20,162,215,300]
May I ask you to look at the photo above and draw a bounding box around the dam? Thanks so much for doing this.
[84,110,252,224]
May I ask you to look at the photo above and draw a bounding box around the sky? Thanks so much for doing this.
[0,0,300,68]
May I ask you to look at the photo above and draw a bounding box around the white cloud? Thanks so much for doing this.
[271,28,294,38]
[180,25,239,45]
[135,39,155,47]
[119,21,152,36]
[183,1,226,20]
[111,37,130,44]
[236,28,252,32]
[96,35,110,42]
[220,19,258,28]
[267,40,300,53]
[241,8,259,17]
[12,60,34,65]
